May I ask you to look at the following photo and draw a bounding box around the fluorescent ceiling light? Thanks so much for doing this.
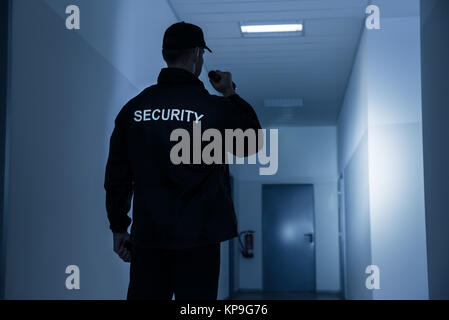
[264,98,304,108]
[241,24,303,33]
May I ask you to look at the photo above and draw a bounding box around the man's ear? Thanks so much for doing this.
[193,47,200,62]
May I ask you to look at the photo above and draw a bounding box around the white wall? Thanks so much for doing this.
[420,0,449,300]
[43,0,175,90]
[338,0,428,299]
[338,20,372,300]
[232,126,340,292]
[366,13,428,300]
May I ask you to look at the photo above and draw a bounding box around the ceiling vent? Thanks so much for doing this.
[264,98,304,108]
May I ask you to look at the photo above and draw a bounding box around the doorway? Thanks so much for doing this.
[262,184,316,292]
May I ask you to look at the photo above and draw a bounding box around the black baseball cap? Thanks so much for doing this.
[163,21,212,53]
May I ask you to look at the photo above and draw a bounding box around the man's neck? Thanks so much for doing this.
[167,64,194,75]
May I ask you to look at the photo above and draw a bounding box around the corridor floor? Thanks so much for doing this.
[228,291,342,300]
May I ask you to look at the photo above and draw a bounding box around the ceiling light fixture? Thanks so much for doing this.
[241,23,303,34]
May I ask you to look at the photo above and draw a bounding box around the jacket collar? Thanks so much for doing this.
[157,67,205,88]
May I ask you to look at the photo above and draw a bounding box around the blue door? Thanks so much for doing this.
[262,184,316,292]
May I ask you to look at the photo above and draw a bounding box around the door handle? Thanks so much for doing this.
[304,233,314,243]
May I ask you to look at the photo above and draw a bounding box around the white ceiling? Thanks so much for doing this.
[168,0,369,126]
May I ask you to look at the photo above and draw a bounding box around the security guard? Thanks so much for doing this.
[104,22,261,300]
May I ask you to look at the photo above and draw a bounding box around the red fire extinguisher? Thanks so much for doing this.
[239,230,255,258]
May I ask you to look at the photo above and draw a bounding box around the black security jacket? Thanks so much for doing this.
[104,68,261,249]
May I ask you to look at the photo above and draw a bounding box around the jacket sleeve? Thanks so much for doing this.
[226,94,261,131]
[104,109,133,233]
[220,93,264,157]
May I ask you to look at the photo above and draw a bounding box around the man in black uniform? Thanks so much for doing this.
[104,22,261,300]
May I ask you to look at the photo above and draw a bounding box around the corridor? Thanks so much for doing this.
[0,0,448,301]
